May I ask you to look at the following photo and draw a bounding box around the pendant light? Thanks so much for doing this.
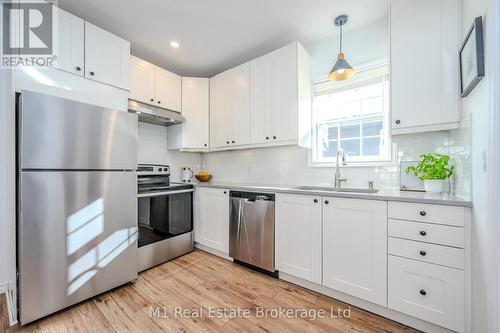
[328,15,355,81]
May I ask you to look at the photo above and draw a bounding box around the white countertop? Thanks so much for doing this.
[194,181,472,207]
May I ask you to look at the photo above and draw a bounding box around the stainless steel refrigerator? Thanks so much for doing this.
[17,90,139,325]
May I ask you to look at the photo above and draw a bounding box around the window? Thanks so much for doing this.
[311,65,391,165]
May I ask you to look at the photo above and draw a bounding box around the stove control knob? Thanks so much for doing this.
[158,168,163,172]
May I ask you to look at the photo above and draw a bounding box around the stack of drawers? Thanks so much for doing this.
[387,201,468,333]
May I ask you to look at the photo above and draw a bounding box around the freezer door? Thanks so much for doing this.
[20,90,138,170]
[18,171,138,325]
[229,197,275,271]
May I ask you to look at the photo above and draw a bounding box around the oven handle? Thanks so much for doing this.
[138,189,194,198]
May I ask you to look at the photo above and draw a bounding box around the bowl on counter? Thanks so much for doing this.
[195,174,212,182]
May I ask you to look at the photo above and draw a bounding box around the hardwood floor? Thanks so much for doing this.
[4,250,420,332]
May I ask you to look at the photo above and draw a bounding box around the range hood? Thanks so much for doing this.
[128,100,185,127]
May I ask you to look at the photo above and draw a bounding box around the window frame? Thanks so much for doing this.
[310,64,395,167]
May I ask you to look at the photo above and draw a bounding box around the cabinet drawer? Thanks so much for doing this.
[388,237,464,269]
[388,219,465,248]
[388,256,465,333]
[388,202,465,226]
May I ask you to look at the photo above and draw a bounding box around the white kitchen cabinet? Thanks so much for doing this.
[155,66,182,111]
[250,42,311,146]
[53,8,84,77]
[129,56,155,104]
[229,63,251,146]
[323,197,387,306]
[129,56,182,112]
[85,22,130,90]
[194,188,230,254]
[275,193,322,284]
[390,0,460,134]
[388,256,465,332]
[210,71,231,148]
[210,63,250,149]
[168,77,210,151]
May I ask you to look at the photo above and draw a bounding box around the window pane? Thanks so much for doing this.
[340,139,360,156]
[362,121,383,136]
[340,124,360,139]
[323,140,338,157]
[362,137,381,156]
[327,126,338,140]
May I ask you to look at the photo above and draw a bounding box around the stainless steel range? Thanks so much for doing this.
[137,164,194,271]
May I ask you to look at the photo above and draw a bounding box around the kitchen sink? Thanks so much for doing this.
[295,185,379,194]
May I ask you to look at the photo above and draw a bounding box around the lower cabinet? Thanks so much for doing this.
[275,193,322,284]
[388,255,465,333]
[194,188,229,253]
[323,198,388,306]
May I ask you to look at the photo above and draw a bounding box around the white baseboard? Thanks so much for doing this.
[279,273,456,333]
[194,243,233,262]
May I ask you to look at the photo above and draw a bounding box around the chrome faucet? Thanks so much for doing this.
[335,149,347,188]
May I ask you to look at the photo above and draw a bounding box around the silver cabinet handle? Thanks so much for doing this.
[137,189,193,198]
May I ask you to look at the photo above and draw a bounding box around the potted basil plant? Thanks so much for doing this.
[405,153,454,193]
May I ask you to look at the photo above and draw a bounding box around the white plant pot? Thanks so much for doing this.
[424,179,444,193]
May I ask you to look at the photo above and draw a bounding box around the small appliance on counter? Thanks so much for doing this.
[137,164,194,272]
[181,167,194,182]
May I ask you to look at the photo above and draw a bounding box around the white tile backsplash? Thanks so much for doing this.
[201,131,471,193]
[138,122,202,182]
[137,121,470,195]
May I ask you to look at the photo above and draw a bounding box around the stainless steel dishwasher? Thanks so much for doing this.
[229,191,275,273]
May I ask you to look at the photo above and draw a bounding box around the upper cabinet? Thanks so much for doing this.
[129,56,155,104]
[53,8,84,77]
[210,63,251,149]
[168,77,210,152]
[390,0,460,134]
[251,42,311,146]
[155,67,182,111]
[52,8,130,90]
[85,22,130,90]
[210,42,312,151]
[129,56,182,112]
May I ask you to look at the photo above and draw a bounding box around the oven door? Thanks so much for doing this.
[138,189,193,247]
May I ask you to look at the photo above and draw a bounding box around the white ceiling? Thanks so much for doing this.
[58,0,388,77]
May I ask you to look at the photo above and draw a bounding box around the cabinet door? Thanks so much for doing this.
[275,193,322,283]
[155,67,181,112]
[53,8,84,76]
[129,56,155,104]
[250,54,273,144]
[181,77,209,150]
[195,188,229,253]
[388,256,465,332]
[210,72,231,148]
[323,198,387,306]
[230,63,251,146]
[84,22,130,90]
[390,0,459,132]
[271,43,298,142]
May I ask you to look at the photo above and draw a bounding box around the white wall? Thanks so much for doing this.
[0,69,16,292]
[305,16,389,82]
[459,0,496,331]
[140,123,202,182]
